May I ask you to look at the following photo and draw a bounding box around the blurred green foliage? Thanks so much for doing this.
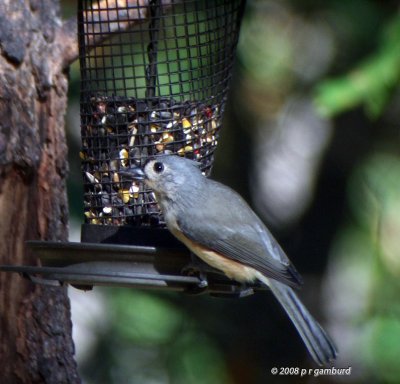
[111,290,184,344]
[333,154,400,383]
[79,290,230,384]
[348,154,400,281]
[314,15,400,118]
[365,317,400,383]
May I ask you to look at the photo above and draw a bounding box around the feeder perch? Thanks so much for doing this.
[1,0,259,297]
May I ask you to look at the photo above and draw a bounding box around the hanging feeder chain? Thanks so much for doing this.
[146,0,162,100]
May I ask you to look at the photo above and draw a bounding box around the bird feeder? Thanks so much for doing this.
[1,0,261,297]
[80,0,245,243]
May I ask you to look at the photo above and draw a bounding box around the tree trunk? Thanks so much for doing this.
[0,1,80,382]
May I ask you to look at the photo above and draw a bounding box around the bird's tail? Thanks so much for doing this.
[256,272,337,366]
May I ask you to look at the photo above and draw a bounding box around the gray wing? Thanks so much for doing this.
[176,181,303,288]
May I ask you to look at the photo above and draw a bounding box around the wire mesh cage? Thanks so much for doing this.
[78,0,245,232]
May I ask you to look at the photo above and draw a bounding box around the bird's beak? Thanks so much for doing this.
[119,166,145,181]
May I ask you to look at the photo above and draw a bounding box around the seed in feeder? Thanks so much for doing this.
[103,206,112,215]
[129,120,138,130]
[84,210,96,219]
[99,190,111,206]
[93,170,102,181]
[177,148,185,156]
[100,162,109,173]
[159,111,172,119]
[118,189,130,204]
[204,107,213,119]
[182,118,191,129]
[211,119,217,131]
[206,134,214,143]
[101,115,107,125]
[184,145,193,153]
[85,171,99,185]
[109,158,119,172]
[155,141,164,152]
[129,183,140,198]
[119,148,129,167]
[113,172,120,184]
[129,134,136,147]
[189,107,197,117]
[129,146,141,161]
[161,132,173,144]
[79,151,87,160]
[97,102,106,114]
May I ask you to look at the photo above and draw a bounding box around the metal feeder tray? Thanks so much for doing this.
[0,239,264,298]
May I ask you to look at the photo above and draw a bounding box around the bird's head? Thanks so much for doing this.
[120,155,204,199]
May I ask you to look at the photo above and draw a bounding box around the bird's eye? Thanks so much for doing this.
[153,162,164,173]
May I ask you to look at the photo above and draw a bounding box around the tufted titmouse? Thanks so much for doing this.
[121,155,337,366]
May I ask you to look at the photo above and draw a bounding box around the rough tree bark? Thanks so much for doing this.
[0,0,81,383]
[0,1,165,382]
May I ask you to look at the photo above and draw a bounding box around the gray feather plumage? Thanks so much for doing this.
[176,176,303,287]
[260,275,337,366]
[138,155,337,365]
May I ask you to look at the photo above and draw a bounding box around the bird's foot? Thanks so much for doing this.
[181,254,212,292]
[237,285,254,298]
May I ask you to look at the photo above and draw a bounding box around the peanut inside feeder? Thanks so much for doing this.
[79,0,245,228]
